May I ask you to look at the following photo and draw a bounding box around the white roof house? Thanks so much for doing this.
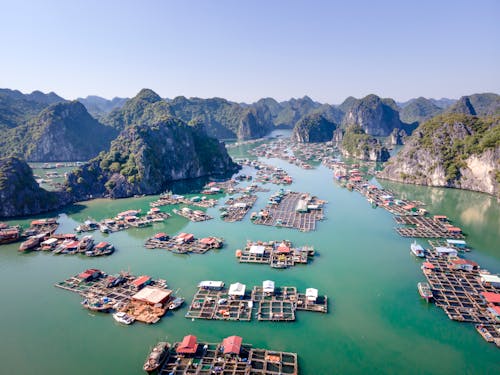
[228,282,246,297]
[435,247,458,257]
[479,274,500,287]
[41,238,58,246]
[263,280,275,294]
[198,280,225,289]
[306,288,318,302]
[446,239,467,247]
[249,245,265,255]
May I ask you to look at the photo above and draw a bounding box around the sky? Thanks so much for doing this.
[0,0,499,104]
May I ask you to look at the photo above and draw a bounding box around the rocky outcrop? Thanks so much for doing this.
[340,125,390,162]
[379,114,500,197]
[66,118,240,199]
[447,93,500,116]
[292,114,337,143]
[0,88,65,130]
[342,94,416,136]
[0,157,70,218]
[399,97,443,125]
[388,128,407,145]
[333,128,344,143]
[0,101,117,162]
[78,95,128,117]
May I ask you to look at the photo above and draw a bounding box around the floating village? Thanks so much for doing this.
[1,136,499,375]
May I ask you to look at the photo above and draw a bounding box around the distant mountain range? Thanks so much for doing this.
[0,87,498,164]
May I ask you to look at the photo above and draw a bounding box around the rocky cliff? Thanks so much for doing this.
[342,94,416,136]
[399,97,443,125]
[292,114,337,142]
[0,88,65,130]
[447,93,500,116]
[379,114,500,197]
[0,101,117,162]
[340,125,390,162]
[78,95,128,117]
[66,118,239,199]
[0,157,70,218]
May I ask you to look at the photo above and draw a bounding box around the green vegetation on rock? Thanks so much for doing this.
[292,114,337,142]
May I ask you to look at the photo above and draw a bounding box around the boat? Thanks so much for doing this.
[410,241,426,258]
[81,298,113,312]
[78,235,94,253]
[143,342,170,373]
[475,324,494,342]
[168,297,185,310]
[113,311,135,325]
[86,241,114,257]
[417,282,433,302]
[0,225,21,244]
[99,224,110,234]
[19,234,45,252]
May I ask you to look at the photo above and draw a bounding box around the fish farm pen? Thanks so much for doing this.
[157,336,298,375]
[185,281,327,322]
[236,240,314,269]
[394,216,465,239]
[144,233,224,254]
[55,269,178,324]
[220,194,258,222]
[252,191,326,232]
[422,253,499,324]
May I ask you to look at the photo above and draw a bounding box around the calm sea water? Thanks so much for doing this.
[0,145,499,374]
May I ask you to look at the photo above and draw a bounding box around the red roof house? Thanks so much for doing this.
[222,335,242,354]
[132,275,152,289]
[176,335,198,354]
[276,243,290,253]
[481,292,500,304]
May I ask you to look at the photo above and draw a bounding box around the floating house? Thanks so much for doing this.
[154,233,169,241]
[228,283,246,299]
[435,246,458,257]
[132,275,152,290]
[479,274,500,288]
[306,288,318,303]
[77,269,101,282]
[222,335,242,355]
[132,286,172,307]
[448,258,479,272]
[446,239,467,248]
[249,245,266,256]
[176,335,198,355]
[263,280,275,295]
[198,281,225,290]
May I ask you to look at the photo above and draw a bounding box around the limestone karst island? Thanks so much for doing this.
[0,1,499,374]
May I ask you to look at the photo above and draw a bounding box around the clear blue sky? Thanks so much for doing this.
[1,0,499,103]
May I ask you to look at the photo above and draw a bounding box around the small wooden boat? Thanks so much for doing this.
[417,282,433,302]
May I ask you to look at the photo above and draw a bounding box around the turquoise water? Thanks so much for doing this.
[0,150,499,374]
